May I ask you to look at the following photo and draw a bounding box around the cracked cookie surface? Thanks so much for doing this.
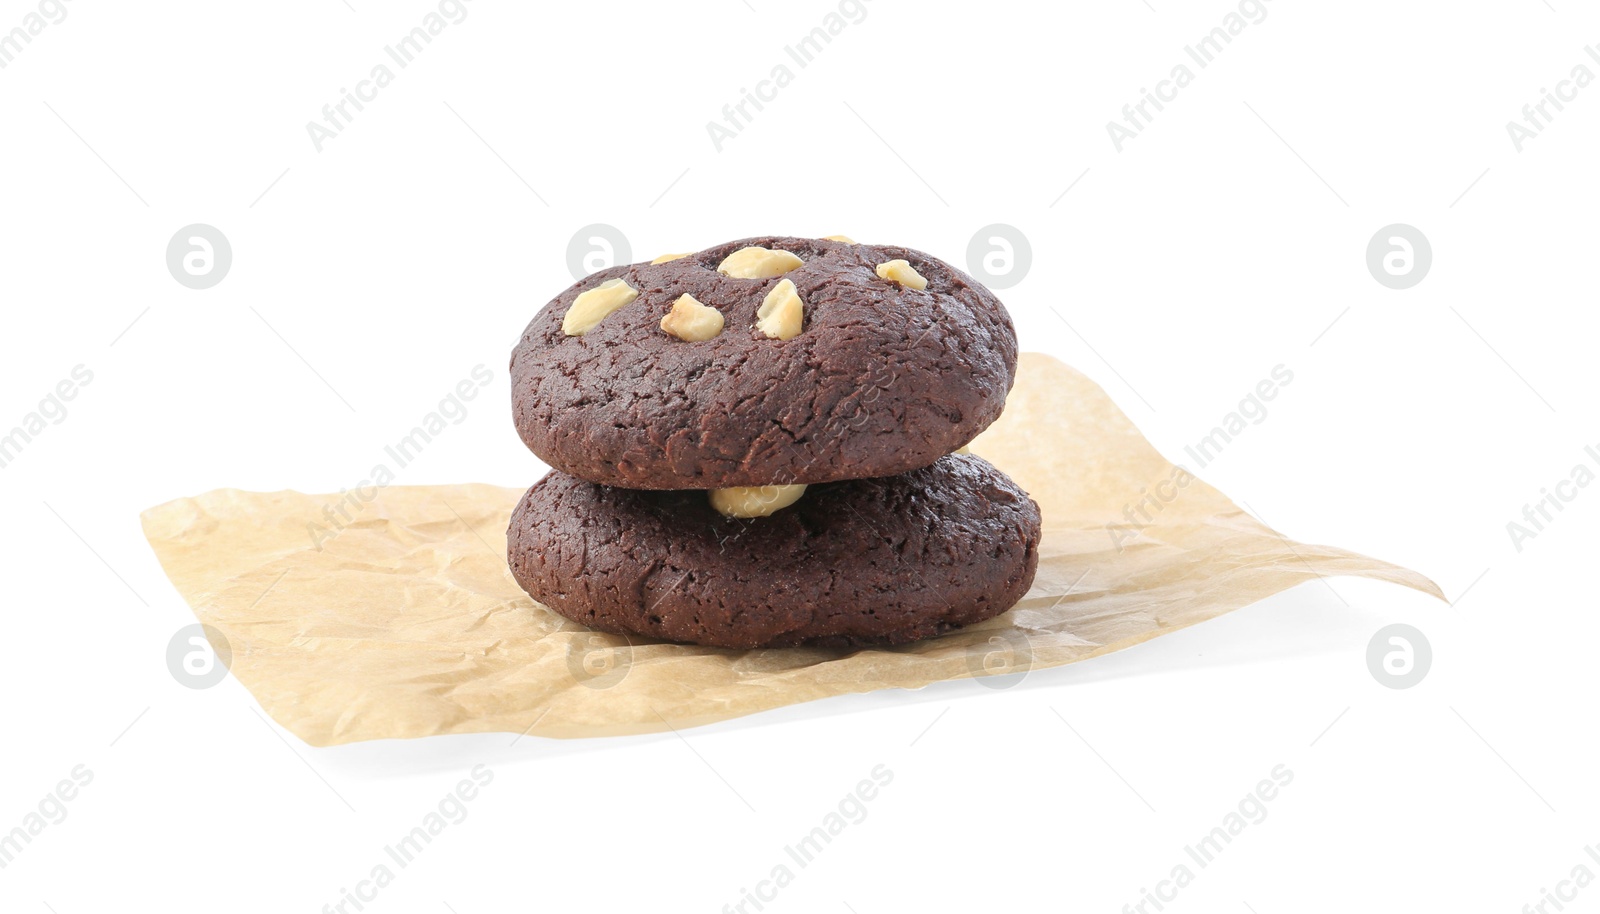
[510,235,1019,489]
[507,453,1042,649]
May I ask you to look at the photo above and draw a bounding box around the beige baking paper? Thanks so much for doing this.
[141,353,1441,746]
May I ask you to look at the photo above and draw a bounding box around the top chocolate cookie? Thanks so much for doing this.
[510,235,1018,490]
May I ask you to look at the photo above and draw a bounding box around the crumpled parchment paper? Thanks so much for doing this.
[141,353,1441,745]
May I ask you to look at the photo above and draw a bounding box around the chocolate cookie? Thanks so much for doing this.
[510,236,1018,490]
[507,454,1042,649]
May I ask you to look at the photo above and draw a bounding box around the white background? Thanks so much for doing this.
[2,1,1596,911]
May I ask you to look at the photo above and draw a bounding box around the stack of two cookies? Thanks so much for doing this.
[506,235,1042,649]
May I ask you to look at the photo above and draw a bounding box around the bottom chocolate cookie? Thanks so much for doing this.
[507,454,1042,649]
